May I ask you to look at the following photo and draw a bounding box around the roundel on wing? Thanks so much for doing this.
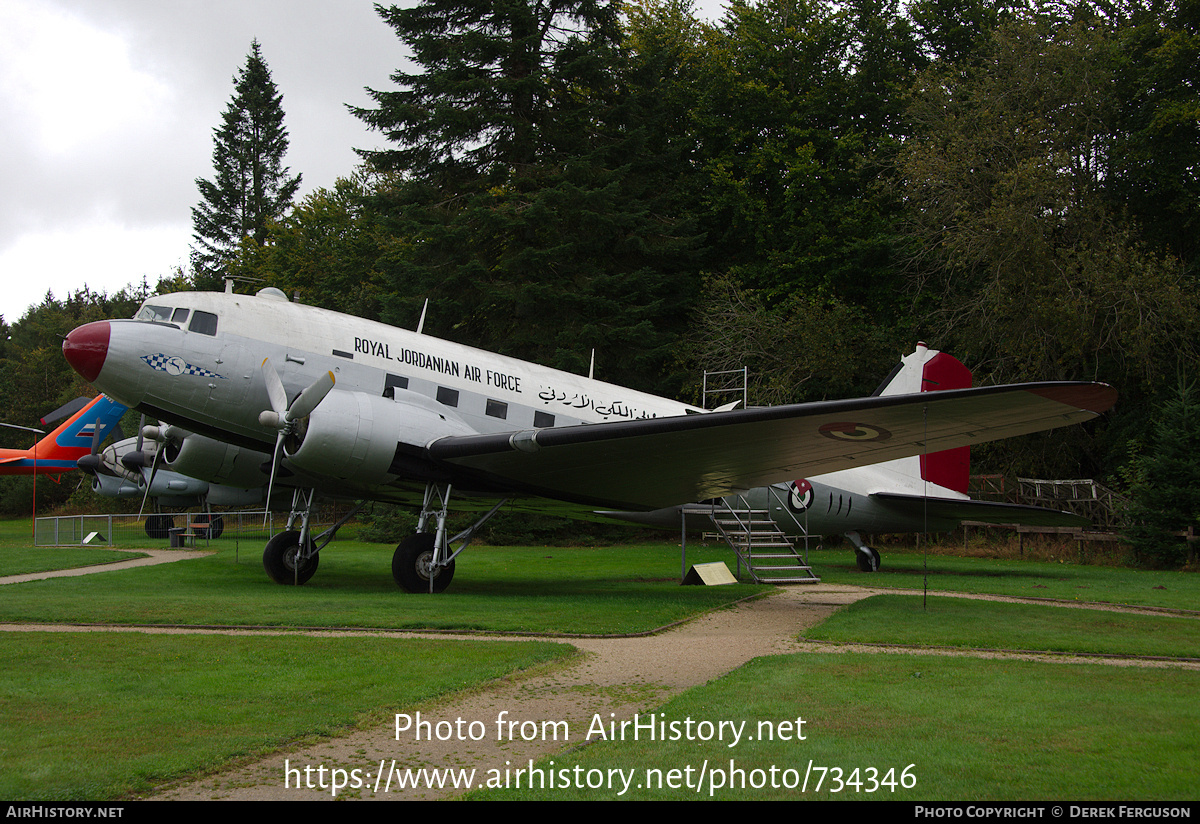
[818,421,892,442]
[788,479,814,512]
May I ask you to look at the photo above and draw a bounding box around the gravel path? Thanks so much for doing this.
[0,549,212,585]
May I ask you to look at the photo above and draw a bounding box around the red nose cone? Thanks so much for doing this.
[63,321,110,383]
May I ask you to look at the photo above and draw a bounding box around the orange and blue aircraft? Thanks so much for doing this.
[0,395,127,477]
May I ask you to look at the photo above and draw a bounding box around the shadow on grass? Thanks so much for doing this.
[0,543,766,634]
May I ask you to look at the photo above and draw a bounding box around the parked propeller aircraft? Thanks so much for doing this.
[0,394,127,476]
[83,432,266,510]
[65,394,268,537]
[62,285,1117,592]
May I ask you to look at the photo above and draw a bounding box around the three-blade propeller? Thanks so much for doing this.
[258,359,336,516]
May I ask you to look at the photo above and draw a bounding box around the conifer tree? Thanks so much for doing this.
[1124,379,1200,568]
[352,1,702,395]
[192,40,301,285]
[352,0,621,184]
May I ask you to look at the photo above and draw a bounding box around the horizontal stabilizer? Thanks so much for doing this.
[870,492,1091,528]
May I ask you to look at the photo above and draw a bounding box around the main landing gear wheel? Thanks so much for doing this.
[856,546,881,572]
[263,530,319,585]
[392,532,455,593]
[145,513,175,539]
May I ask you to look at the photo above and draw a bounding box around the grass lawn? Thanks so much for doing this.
[0,540,766,633]
[805,545,1200,611]
[468,652,1200,800]
[804,594,1200,658]
[466,583,1200,800]
[1,631,573,801]
[0,546,148,576]
[3,520,1198,801]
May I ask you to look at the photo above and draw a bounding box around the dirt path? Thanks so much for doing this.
[0,549,212,585]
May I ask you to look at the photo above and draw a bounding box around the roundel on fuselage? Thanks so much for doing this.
[788,479,814,512]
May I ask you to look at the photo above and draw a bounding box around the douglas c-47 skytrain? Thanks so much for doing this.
[62,285,1116,592]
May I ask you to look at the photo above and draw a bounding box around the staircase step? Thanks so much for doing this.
[705,502,820,584]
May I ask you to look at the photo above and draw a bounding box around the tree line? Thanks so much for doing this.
[236,0,1197,475]
[1,0,1196,560]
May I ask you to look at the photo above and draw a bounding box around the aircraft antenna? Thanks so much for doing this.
[588,349,595,380]
[223,275,264,295]
[0,422,45,435]
[416,299,429,335]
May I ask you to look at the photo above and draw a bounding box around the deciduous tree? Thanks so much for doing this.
[895,12,1199,475]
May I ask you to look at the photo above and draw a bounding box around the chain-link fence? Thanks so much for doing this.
[34,511,279,548]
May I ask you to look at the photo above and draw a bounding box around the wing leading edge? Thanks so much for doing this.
[426,382,1116,511]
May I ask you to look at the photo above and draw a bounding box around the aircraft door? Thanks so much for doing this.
[203,339,252,414]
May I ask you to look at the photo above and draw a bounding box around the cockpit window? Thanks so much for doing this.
[135,304,173,323]
[188,310,218,336]
[171,307,190,324]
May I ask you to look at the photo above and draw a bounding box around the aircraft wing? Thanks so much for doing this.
[426,382,1116,511]
[869,493,1091,528]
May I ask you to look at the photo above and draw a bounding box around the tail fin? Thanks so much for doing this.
[877,343,972,495]
[0,395,128,474]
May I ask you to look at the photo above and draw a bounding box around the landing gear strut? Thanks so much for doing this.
[846,531,881,572]
[261,489,362,586]
[391,484,507,593]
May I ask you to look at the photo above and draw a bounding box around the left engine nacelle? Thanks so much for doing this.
[284,389,476,484]
[162,434,269,489]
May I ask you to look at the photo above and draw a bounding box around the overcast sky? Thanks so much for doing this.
[0,0,727,326]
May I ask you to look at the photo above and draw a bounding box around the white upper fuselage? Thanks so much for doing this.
[91,288,703,454]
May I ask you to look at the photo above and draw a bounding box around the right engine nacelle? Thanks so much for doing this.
[284,389,476,484]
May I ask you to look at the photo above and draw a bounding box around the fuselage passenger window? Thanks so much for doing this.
[485,399,508,419]
[383,374,409,399]
[436,386,459,408]
[533,411,555,428]
[188,311,218,336]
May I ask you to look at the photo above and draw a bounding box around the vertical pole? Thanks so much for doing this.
[31,436,36,540]
[680,509,686,583]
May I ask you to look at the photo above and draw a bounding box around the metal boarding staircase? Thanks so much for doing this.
[687,489,820,584]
